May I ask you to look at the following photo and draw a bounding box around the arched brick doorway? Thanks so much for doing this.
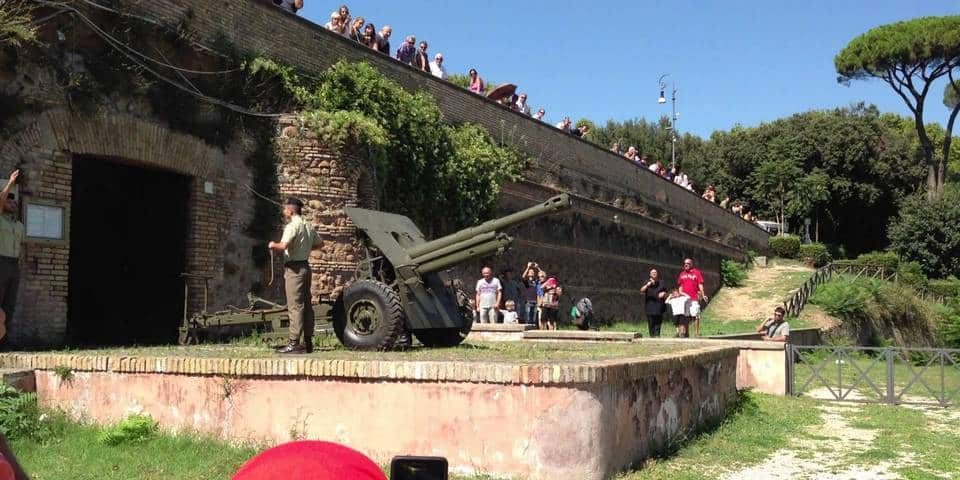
[0,111,224,346]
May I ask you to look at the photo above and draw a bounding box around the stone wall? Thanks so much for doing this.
[1,344,739,480]
[273,116,376,302]
[131,0,768,254]
[0,1,768,345]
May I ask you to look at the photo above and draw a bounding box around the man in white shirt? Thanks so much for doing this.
[429,53,447,79]
[475,266,503,323]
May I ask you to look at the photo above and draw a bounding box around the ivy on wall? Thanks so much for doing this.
[247,59,528,235]
[9,3,527,242]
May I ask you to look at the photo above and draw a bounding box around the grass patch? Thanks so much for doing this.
[612,392,822,480]
[580,314,812,338]
[11,415,258,480]
[848,404,960,477]
[792,349,960,404]
[38,341,689,363]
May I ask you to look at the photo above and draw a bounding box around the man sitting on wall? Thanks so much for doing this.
[757,306,790,342]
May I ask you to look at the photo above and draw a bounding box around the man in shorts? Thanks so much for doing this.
[475,266,502,323]
[677,258,708,336]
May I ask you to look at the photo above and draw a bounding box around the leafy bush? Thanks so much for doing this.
[928,277,960,300]
[768,235,801,258]
[854,251,900,271]
[827,243,848,261]
[935,300,960,348]
[249,59,526,234]
[721,259,748,287]
[888,188,960,278]
[798,242,832,267]
[810,276,941,347]
[896,261,928,291]
[0,384,51,441]
[97,414,157,446]
[809,278,871,320]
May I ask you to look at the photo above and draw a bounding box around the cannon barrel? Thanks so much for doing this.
[405,193,571,259]
[417,234,513,274]
[408,231,499,265]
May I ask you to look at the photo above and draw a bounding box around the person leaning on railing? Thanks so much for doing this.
[757,306,790,342]
[273,0,303,15]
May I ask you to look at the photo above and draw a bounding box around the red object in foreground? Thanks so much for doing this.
[232,440,387,480]
[0,454,14,480]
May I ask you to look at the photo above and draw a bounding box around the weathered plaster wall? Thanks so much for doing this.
[2,346,738,480]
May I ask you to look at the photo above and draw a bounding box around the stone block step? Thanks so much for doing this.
[523,330,640,342]
[470,324,535,332]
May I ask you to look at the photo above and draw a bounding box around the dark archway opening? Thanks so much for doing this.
[67,156,189,346]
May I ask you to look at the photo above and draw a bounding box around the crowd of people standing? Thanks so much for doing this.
[474,262,562,330]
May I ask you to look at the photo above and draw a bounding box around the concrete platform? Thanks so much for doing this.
[0,345,738,480]
[467,323,534,342]
[524,330,641,342]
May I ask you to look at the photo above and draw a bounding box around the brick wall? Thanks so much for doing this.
[129,0,769,254]
[273,116,373,302]
[0,110,246,346]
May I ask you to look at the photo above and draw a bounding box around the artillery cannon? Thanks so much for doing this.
[178,194,571,350]
[336,193,571,350]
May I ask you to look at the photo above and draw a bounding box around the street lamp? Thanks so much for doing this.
[658,74,678,170]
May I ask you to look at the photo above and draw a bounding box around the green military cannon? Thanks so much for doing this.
[335,193,571,350]
[178,194,571,350]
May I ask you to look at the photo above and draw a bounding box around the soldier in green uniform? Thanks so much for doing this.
[0,170,22,342]
[268,197,320,354]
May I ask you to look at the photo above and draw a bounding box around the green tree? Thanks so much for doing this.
[835,15,960,199]
[888,186,960,278]
[747,157,802,234]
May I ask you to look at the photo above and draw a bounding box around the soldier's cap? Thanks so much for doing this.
[283,197,304,209]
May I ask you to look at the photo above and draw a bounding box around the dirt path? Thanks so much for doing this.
[722,393,910,480]
[708,261,815,323]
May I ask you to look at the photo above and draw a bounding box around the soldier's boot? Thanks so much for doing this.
[277,341,306,354]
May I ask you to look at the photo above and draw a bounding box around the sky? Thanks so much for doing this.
[299,1,959,138]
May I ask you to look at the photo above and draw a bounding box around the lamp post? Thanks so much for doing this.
[658,74,678,171]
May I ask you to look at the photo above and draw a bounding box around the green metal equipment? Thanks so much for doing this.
[178,194,572,350]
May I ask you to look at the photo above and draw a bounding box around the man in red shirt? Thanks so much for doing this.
[677,258,708,337]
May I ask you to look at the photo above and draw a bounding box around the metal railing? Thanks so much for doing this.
[780,262,948,319]
[782,264,833,317]
[788,345,960,407]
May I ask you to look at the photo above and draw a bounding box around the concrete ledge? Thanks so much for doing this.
[643,337,787,351]
[524,330,641,342]
[467,323,534,342]
[640,338,788,395]
[26,345,739,480]
[471,324,535,332]
[708,327,822,346]
[0,346,735,387]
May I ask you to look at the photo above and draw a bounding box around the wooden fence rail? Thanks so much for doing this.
[781,263,947,318]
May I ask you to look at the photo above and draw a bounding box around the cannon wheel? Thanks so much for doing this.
[332,280,405,350]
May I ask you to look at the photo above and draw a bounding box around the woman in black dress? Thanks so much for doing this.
[640,268,668,337]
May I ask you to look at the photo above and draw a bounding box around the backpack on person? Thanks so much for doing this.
[570,298,594,331]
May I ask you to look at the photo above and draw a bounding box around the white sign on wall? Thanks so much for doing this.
[25,203,64,240]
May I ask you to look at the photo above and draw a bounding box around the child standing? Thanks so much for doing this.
[665,288,692,338]
[539,278,561,330]
[502,300,519,324]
